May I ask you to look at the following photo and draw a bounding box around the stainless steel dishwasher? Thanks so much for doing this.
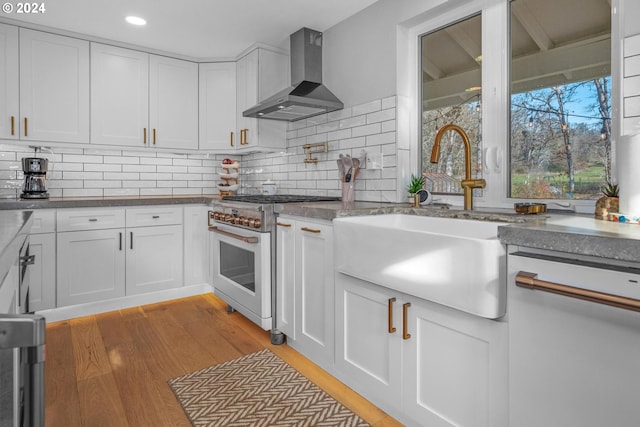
[508,250,640,427]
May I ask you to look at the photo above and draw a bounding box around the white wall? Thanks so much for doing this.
[624,0,640,37]
[323,0,448,107]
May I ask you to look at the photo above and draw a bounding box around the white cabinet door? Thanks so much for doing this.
[91,43,149,147]
[28,233,56,311]
[126,225,183,295]
[235,48,287,152]
[149,55,198,150]
[57,229,126,306]
[293,220,334,368]
[403,298,507,427]
[275,218,296,338]
[183,205,209,286]
[19,29,89,143]
[199,62,236,150]
[334,273,402,414]
[0,23,18,141]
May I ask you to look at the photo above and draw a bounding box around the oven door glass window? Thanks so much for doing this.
[219,241,256,293]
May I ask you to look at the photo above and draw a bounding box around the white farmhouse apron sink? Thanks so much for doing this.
[334,214,507,319]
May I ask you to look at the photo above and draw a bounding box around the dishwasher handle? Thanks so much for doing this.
[516,271,640,313]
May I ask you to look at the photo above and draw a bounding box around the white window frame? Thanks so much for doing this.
[397,0,620,214]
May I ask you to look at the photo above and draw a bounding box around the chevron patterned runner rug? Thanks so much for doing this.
[168,348,370,427]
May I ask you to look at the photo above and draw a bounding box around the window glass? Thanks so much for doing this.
[510,0,611,199]
[421,14,482,195]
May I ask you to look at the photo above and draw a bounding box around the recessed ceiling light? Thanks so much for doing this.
[125,16,146,26]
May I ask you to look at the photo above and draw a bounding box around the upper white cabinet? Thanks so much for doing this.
[0,23,18,140]
[91,43,198,150]
[199,62,236,150]
[149,55,198,150]
[235,48,288,152]
[19,29,90,143]
[91,43,149,148]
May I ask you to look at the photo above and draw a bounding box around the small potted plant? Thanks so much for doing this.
[407,174,425,206]
[595,180,619,220]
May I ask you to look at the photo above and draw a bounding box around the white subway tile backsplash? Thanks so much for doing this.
[0,96,399,202]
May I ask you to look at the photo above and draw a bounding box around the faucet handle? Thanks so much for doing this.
[461,178,486,190]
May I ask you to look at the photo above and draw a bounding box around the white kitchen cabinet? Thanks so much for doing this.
[91,43,149,147]
[125,224,183,295]
[0,23,18,141]
[508,249,640,427]
[275,217,296,338]
[149,55,198,150]
[335,272,508,427]
[91,44,198,150]
[276,216,334,369]
[27,210,56,312]
[19,29,90,143]
[183,205,209,286]
[199,62,237,150]
[125,206,184,295]
[235,48,288,152]
[57,228,126,306]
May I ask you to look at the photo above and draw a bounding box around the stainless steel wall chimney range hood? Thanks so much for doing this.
[243,28,343,122]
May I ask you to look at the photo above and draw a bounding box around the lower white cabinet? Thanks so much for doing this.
[125,225,183,295]
[57,228,126,306]
[276,216,334,369]
[183,205,209,286]
[335,272,508,427]
[56,206,185,307]
[28,232,56,311]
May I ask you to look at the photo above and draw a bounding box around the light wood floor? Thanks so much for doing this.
[45,293,402,427]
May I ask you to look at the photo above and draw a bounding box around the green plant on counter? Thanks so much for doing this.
[407,174,425,194]
[601,180,619,197]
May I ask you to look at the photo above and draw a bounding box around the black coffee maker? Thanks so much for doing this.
[20,157,49,199]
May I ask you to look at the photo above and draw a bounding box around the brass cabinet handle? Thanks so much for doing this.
[143,127,147,144]
[24,117,28,137]
[388,297,397,333]
[276,222,292,227]
[243,128,249,145]
[301,227,321,233]
[230,131,234,147]
[239,129,244,145]
[153,128,156,145]
[10,116,15,136]
[402,302,411,340]
[209,226,258,243]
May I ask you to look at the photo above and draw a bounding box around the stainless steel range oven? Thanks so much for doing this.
[209,195,339,344]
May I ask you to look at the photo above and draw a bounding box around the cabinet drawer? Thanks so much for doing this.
[30,209,56,234]
[57,208,125,231]
[126,206,183,227]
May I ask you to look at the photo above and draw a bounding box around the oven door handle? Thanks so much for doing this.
[209,226,259,244]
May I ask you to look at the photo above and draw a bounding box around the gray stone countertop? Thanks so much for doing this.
[0,194,220,210]
[276,201,640,263]
[0,210,32,287]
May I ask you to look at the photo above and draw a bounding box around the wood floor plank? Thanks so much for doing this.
[77,373,129,427]
[44,321,83,427]
[69,316,112,381]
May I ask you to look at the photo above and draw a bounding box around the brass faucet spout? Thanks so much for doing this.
[430,124,485,210]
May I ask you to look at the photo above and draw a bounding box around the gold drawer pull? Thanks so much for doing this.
[24,117,28,137]
[143,127,147,144]
[402,302,411,340]
[230,131,234,147]
[301,227,321,234]
[11,116,15,136]
[153,128,157,145]
[277,222,292,227]
[388,297,397,333]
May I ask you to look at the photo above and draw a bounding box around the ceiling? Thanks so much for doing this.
[423,0,611,108]
[4,0,380,59]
